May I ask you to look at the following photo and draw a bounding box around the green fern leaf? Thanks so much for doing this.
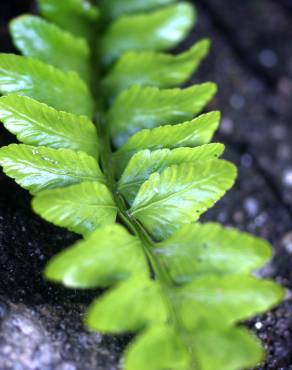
[178,275,283,328]
[102,39,210,97]
[100,3,195,65]
[155,222,272,283]
[124,326,263,370]
[44,224,145,286]
[124,326,189,370]
[0,144,104,194]
[192,327,263,370]
[10,15,91,81]
[130,160,236,239]
[86,277,167,333]
[99,0,177,20]
[0,95,99,158]
[37,0,99,40]
[0,54,94,116]
[109,84,217,147]
[118,144,224,204]
[32,182,116,236]
[114,111,221,174]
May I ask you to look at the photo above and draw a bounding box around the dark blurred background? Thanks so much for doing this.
[0,1,292,369]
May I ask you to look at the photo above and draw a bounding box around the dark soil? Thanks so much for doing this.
[0,0,292,369]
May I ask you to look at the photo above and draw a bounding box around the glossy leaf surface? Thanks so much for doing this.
[0,95,99,158]
[109,83,217,147]
[44,224,145,286]
[99,0,177,20]
[33,182,116,236]
[114,111,221,174]
[155,222,272,283]
[103,40,210,97]
[37,0,99,40]
[131,160,236,240]
[10,15,91,81]
[0,144,103,194]
[119,144,224,204]
[0,54,94,116]
[100,3,195,65]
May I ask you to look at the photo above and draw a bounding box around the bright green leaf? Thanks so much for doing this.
[37,0,99,40]
[155,222,272,283]
[124,326,188,370]
[10,15,91,81]
[44,224,146,286]
[109,83,217,147]
[99,0,177,20]
[32,182,116,236]
[130,160,236,240]
[125,326,263,370]
[114,111,221,173]
[0,95,99,158]
[0,144,103,194]
[103,40,210,97]
[100,3,195,65]
[86,277,167,333]
[0,54,94,116]
[178,275,284,329]
[119,144,224,204]
[193,327,263,370]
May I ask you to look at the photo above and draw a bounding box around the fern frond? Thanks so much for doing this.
[102,39,210,97]
[99,3,195,65]
[0,1,283,369]
[0,53,94,115]
[10,15,91,81]
[0,95,99,157]
[109,83,217,146]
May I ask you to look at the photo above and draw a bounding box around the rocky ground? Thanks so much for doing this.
[0,0,292,369]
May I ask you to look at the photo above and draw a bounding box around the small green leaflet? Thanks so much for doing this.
[33,182,116,236]
[109,83,217,147]
[0,144,104,194]
[0,54,94,116]
[118,144,224,204]
[100,3,195,65]
[10,15,91,82]
[37,0,99,40]
[0,95,99,158]
[44,224,147,286]
[130,160,237,240]
[177,275,283,329]
[86,277,167,333]
[99,0,177,20]
[124,326,263,370]
[114,111,221,174]
[193,327,263,370]
[154,222,272,283]
[103,39,210,97]
[124,326,189,370]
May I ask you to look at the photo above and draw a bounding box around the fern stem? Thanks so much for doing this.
[90,28,198,370]
[97,113,198,369]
